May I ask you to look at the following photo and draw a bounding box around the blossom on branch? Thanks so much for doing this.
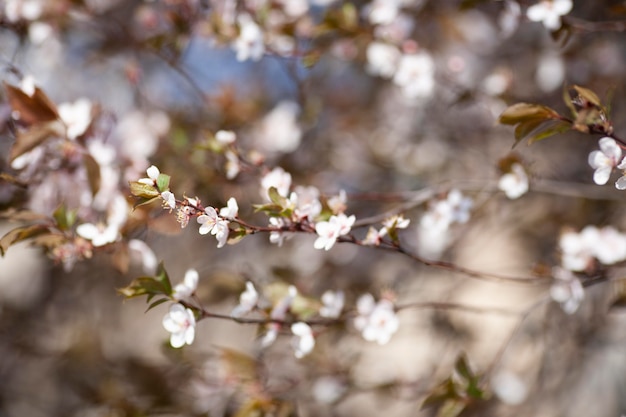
[314,213,356,251]
[498,163,529,199]
[291,322,315,358]
[197,207,219,235]
[526,0,573,31]
[261,167,292,200]
[58,98,92,140]
[354,294,399,345]
[219,197,239,219]
[162,303,196,348]
[319,290,344,319]
[138,165,160,185]
[233,13,265,62]
[588,137,622,185]
[173,269,199,301]
[231,281,259,317]
[549,267,584,314]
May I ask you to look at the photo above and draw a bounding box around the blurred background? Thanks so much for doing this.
[1,0,626,416]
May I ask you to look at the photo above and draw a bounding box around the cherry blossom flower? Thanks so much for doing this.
[393,52,436,100]
[491,370,528,405]
[261,167,292,200]
[293,186,322,220]
[447,189,473,224]
[255,101,302,153]
[224,150,240,179]
[366,42,401,79]
[314,213,356,251]
[128,239,157,274]
[354,294,399,345]
[363,226,384,246]
[549,267,584,314]
[261,286,297,348]
[197,207,219,235]
[593,226,626,265]
[559,226,599,271]
[76,222,119,247]
[19,75,36,96]
[5,0,43,22]
[319,290,344,319]
[327,190,347,214]
[162,303,196,348]
[368,0,401,25]
[312,376,346,404]
[160,191,176,210]
[212,219,230,248]
[138,165,160,185]
[615,158,626,190]
[173,269,199,301]
[382,214,411,230]
[231,281,259,317]
[219,197,239,219]
[215,130,236,145]
[269,217,291,246]
[498,163,529,199]
[291,322,315,358]
[526,0,572,31]
[58,98,92,140]
[588,137,622,185]
[233,13,265,62]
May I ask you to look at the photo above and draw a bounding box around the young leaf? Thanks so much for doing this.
[572,85,602,107]
[156,173,170,193]
[129,181,160,199]
[9,120,64,162]
[154,262,173,295]
[83,153,101,197]
[498,103,560,125]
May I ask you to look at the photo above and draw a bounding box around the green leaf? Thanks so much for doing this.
[339,3,358,30]
[83,153,101,197]
[117,277,170,299]
[527,120,571,144]
[154,262,173,295]
[268,186,287,206]
[498,103,560,125]
[146,298,170,312]
[0,224,50,256]
[436,400,467,417]
[514,119,544,142]
[129,181,160,199]
[454,354,474,381]
[52,204,77,231]
[156,173,170,193]
[563,84,576,117]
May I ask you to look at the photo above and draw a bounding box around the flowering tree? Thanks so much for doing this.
[1,0,626,416]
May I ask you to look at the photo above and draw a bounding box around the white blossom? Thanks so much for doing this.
[225,150,240,180]
[491,370,528,405]
[526,0,572,31]
[261,167,292,200]
[58,98,92,140]
[293,186,322,220]
[354,294,399,345]
[212,219,230,248]
[128,239,158,274]
[550,267,584,314]
[231,281,259,317]
[255,101,302,153]
[173,269,199,301]
[269,216,291,246]
[615,158,626,190]
[160,191,176,210]
[366,42,401,79]
[559,226,599,271]
[382,214,411,230]
[197,207,219,235]
[498,163,529,199]
[588,137,622,185]
[368,0,401,25]
[261,286,297,348]
[76,222,119,247]
[393,52,436,100]
[163,303,196,348]
[363,226,384,246]
[233,13,265,62]
[314,213,356,251]
[291,322,315,358]
[220,197,239,219]
[327,190,347,214]
[5,0,43,22]
[215,130,236,145]
[319,290,344,319]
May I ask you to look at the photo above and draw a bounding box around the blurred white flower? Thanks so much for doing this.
[225,150,240,179]
[393,52,436,100]
[233,13,265,62]
[5,0,43,22]
[491,370,528,405]
[550,267,584,314]
[255,101,302,153]
[261,167,292,200]
[499,0,521,38]
[215,130,236,145]
[220,197,239,219]
[76,222,119,247]
[58,98,92,140]
[128,239,157,274]
[293,186,322,220]
[366,42,401,79]
[327,189,347,214]
[368,0,401,25]
[498,163,529,199]
[354,294,399,345]
[19,75,36,96]
[163,303,196,348]
[526,0,572,31]
[262,286,297,347]
[312,376,346,404]
[382,214,410,230]
[269,217,292,246]
[276,0,308,18]
[588,137,622,185]
[594,226,626,265]
[559,226,599,271]
[231,281,259,317]
[173,269,199,301]
[536,53,565,93]
[314,213,356,251]
[319,290,344,318]
[363,226,384,246]
[291,322,315,358]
